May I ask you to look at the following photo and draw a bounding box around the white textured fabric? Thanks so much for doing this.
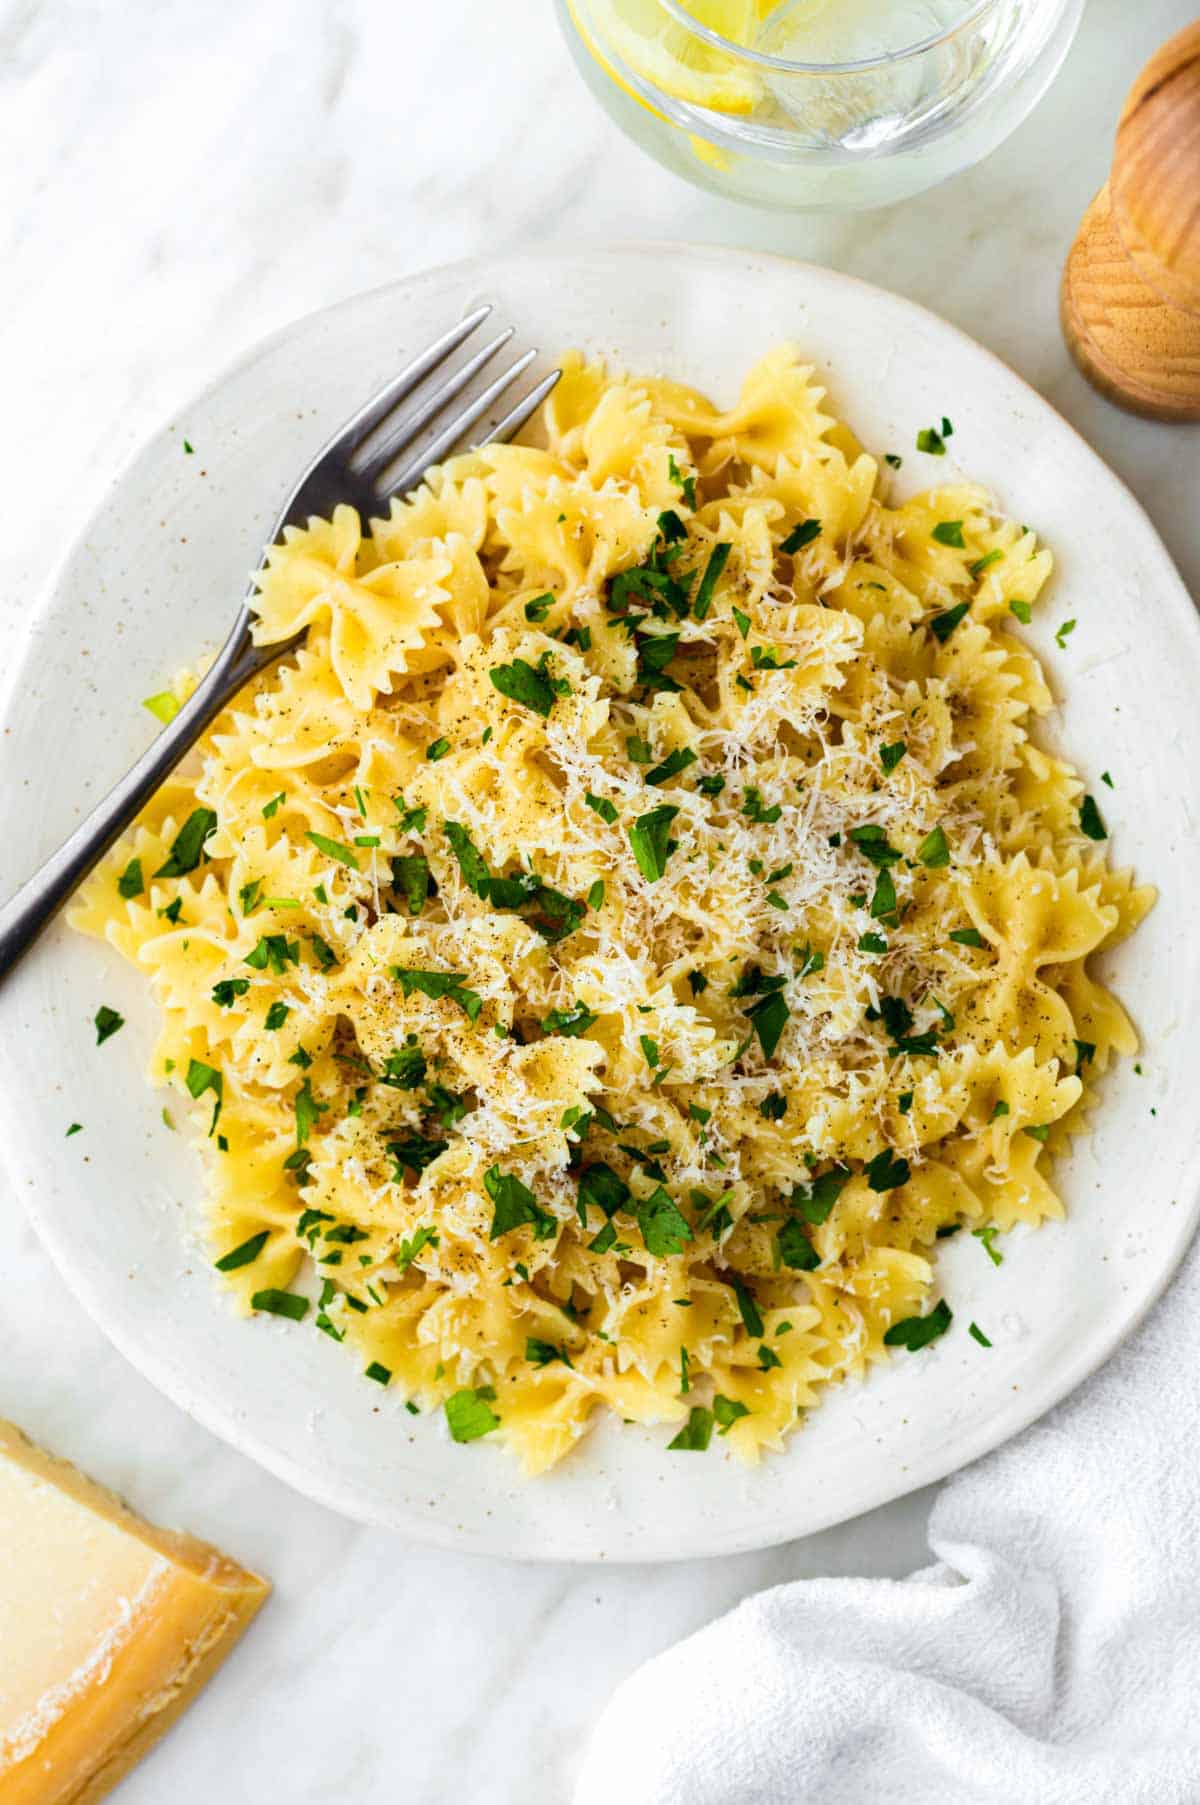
[575,1237,1200,1805]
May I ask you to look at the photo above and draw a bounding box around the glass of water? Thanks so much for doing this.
[557,0,1085,211]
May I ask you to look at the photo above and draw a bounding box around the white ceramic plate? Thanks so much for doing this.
[3,246,1198,1562]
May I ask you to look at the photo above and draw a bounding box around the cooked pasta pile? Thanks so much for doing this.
[70,348,1151,1471]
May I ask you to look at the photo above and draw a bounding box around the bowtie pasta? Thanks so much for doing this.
[70,347,1151,1472]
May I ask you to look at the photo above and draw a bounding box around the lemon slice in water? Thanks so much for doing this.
[573,0,771,115]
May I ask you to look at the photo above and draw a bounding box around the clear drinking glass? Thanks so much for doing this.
[556,0,1085,211]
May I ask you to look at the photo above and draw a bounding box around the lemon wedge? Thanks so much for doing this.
[574,0,770,115]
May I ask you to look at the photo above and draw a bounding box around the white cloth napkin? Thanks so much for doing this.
[575,1235,1200,1805]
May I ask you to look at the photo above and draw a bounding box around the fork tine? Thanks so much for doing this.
[482,369,562,448]
[325,304,493,461]
[380,349,541,498]
[353,326,516,483]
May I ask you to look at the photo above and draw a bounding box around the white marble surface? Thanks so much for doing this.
[1,2,1198,1799]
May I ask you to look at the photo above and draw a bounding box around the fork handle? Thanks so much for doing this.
[0,617,283,982]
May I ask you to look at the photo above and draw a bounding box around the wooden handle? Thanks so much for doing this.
[1061,19,1200,421]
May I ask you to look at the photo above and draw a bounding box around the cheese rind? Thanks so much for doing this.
[0,1420,269,1805]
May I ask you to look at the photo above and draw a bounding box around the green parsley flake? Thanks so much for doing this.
[153,807,217,878]
[586,792,618,825]
[215,1230,269,1272]
[917,825,951,868]
[884,1298,952,1350]
[929,602,969,643]
[489,652,566,718]
[932,520,965,548]
[780,518,821,555]
[445,1387,500,1442]
[974,1225,1003,1266]
[305,831,359,870]
[117,857,144,899]
[486,1165,556,1241]
[667,1406,714,1451]
[628,804,679,882]
[646,746,697,787]
[93,1005,125,1045]
[1009,598,1033,624]
[251,1288,308,1321]
[1079,795,1108,841]
[713,1394,750,1435]
[880,741,907,773]
[692,542,731,622]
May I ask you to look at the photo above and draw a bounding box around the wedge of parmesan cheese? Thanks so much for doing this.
[0,1419,268,1804]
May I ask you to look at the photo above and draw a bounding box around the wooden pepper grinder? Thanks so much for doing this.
[1061,19,1200,421]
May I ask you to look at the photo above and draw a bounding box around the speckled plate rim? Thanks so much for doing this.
[2,243,1199,1562]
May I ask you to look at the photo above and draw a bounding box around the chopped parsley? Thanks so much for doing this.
[524,593,554,623]
[931,520,965,548]
[585,792,618,825]
[445,1387,500,1442]
[485,1165,556,1241]
[628,804,679,883]
[541,1003,598,1038]
[392,853,431,915]
[380,1043,427,1090]
[780,518,821,555]
[117,857,144,898]
[488,651,567,718]
[916,426,946,455]
[777,1218,819,1270]
[386,1133,448,1178]
[692,542,731,622]
[929,602,969,642]
[251,1288,309,1321]
[1079,795,1107,841]
[262,791,286,819]
[949,927,984,947]
[394,1223,439,1271]
[917,825,950,868]
[1009,598,1033,624]
[215,1230,269,1272]
[1055,618,1077,648]
[969,1322,993,1348]
[742,787,782,825]
[969,550,1003,579]
[153,807,217,877]
[93,1005,125,1045]
[667,1406,714,1450]
[865,1148,911,1192]
[212,978,250,1007]
[884,1298,952,1350]
[713,1394,749,1434]
[305,831,359,870]
[245,934,299,975]
[425,737,451,761]
[974,1225,1003,1266]
[646,746,697,787]
[393,967,483,1021]
[880,741,907,773]
[668,453,696,508]
[637,1187,694,1257]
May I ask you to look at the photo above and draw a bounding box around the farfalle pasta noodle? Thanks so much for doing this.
[69,348,1152,1473]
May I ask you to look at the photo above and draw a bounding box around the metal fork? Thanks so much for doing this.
[0,307,559,981]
